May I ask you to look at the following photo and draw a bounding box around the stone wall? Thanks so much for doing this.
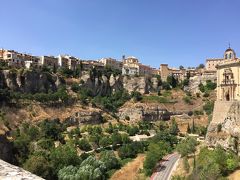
[0,159,44,180]
[118,104,170,122]
[206,101,240,154]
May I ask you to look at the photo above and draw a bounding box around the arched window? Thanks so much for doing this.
[225,54,228,59]
[229,53,232,59]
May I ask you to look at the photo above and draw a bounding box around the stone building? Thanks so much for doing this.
[216,47,240,101]
[122,56,154,76]
[39,55,58,69]
[58,55,78,70]
[81,60,105,71]
[99,58,122,70]
[0,49,39,68]
[206,47,237,72]
[206,47,240,154]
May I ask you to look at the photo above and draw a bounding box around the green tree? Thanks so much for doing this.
[23,155,53,179]
[50,144,82,173]
[143,141,171,176]
[167,75,178,88]
[169,118,179,135]
[100,151,120,170]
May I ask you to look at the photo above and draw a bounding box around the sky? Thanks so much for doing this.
[0,0,240,68]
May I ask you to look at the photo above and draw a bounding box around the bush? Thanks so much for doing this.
[118,144,137,159]
[183,96,193,104]
[131,91,143,102]
[203,101,214,115]
[71,83,80,93]
[77,138,92,151]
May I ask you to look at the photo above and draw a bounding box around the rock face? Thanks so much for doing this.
[118,103,170,122]
[64,109,103,125]
[80,72,160,96]
[189,74,216,93]
[0,159,44,180]
[0,70,64,93]
[206,101,240,154]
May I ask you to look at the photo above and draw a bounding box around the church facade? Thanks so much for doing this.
[216,47,240,101]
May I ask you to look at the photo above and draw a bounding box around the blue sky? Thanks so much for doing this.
[0,0,240,68]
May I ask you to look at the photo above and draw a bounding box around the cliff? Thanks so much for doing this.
[0,69,64,93]
[80,72,160,95]
[206,101,240,154]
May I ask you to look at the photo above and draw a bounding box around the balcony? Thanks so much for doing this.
[221,79,236,86]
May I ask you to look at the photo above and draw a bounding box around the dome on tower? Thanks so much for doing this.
[224,47,236,60]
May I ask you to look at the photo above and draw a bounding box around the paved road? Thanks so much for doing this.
[151,153,180,180]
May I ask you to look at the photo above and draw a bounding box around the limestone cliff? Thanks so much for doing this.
[0,69,159,96]
[0,70,64,93]
[206,101,240,154]
[80,72,160,95]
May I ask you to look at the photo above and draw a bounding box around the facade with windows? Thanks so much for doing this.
[0,49,39,68]
[39,56,58,69]
[58,55,78,70]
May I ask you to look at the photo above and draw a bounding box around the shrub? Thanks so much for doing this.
[131,91,143,102]
[183,96,193,104]
[77,138,92,151]
[203,101,214,115]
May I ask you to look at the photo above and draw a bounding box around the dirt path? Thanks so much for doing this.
[111,154,145,180]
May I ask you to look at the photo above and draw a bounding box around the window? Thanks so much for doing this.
[225,54,228,59]
[229,53,232,59]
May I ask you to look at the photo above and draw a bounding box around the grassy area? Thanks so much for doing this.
[142,95,177,103]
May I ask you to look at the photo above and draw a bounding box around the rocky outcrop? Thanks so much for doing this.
[189,74,216,93]
[122,76,159,94]
[64,109,103,125]
[0,70,64,93]
[118,103,170,122]
[0,159,44,180]
[206,101,240,154]
[80,72,160,96]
